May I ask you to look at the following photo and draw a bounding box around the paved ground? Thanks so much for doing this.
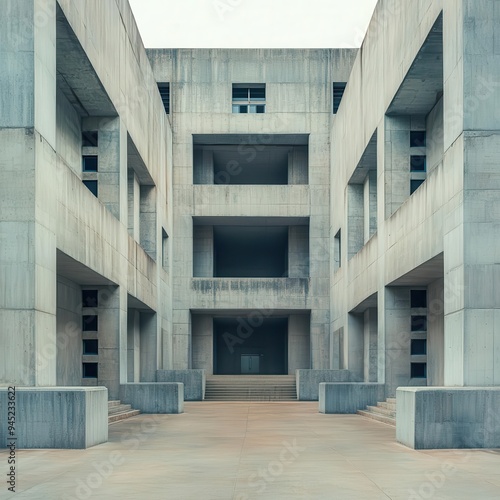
[1,402,500,499]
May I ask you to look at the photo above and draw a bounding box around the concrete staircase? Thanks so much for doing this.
[108,400,141,424]
[205,375,297,401]
[357,398,396,426]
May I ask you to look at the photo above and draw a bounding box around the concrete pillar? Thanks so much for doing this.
[363,170,377,243]
[139,312,158,382]
[192,315,213,375]
[98,117,127,221]
[56,277,82,386]
[310,312,329,369]
[346,313,363,381]
[0,0,57,387]
[347,183,364,258]
[427,278,444,386]
[383,287,411,397]
[288,314,310,373]
[97,287,126,400]
[127,309,140,382]
[193,225,214,277]
[127,170,140,242]
[363,308,378,382]
[172,313,191,370]
[193,148,214,184]
[288,226,309,278]
[139,185,157,260]
[330,327,343,370]
[288,146,308,184]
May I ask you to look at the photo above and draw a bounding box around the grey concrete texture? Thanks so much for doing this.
[119,383,184,414]
[319,383,385,414]
[397,387,500,449]
[0,387,108,449]
[2,402,500,499]
[156,369,206,400]
[296,369,352,401]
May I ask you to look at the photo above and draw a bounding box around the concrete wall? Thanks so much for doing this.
[296,369,351,401]
[156,369,205,400]
[319,383,384,414]
[120,383,184,414]
[288,314,310,373]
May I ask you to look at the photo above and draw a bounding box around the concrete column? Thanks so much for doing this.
[443,0,500,387]
[98,117,127,221]
[192,315,213,375]
[97,286,126,399]
[193,148,214,184]
[330,327,343,370]
[363,170,377,243]
[288,314,310,373]
[347,183,364,258]
[0,0,57,387]
[346,313,363,381]
[288,146,308,184]
[310,312,329,369]
[173,313,191,370]
[363,308,378,382]
[127,170,140,242]
[193,225,214,277]
[127,309,140,382]
[383,287,411,397]
[140,185,157,260]
[139,312,158,382]
[288,226,309,278]
[427,278,444,386]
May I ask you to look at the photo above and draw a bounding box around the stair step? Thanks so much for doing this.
[108,409,141,424]
[108,404,133,415]
[366,405,396,417]
[357,409,396,427]
[205,376,297,401]
[108,400,121,408]
[377,401,396,411]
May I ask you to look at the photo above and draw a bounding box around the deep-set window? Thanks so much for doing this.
[410,290,427,308]
[82,290,98,308]
[158,83,170,114]
[83,362,98,378]
[82,156,98,172]
[411,339,427,356]
[410,131,426,147]
[411,315,427,332]
[411,362,427,378]
[333,82,347,114]
[232,84,265,113]
[83,180,98,197]
[83,339,99,355]
[82,315,98,332]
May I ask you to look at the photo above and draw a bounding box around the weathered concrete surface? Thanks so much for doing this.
[397,387,500,449]
[319,383,384,414]
[0,387,108,449]
[120,383,184,413]
[156,370,205,400]
[296,369,351,401]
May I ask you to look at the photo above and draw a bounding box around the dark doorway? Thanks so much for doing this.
[214,317,288,375]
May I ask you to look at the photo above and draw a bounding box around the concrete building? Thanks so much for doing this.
[1,0,500,450]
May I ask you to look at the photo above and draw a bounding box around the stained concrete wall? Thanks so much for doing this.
[288,314,310,373]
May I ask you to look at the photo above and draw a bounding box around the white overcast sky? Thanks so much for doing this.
[128,0,378,48]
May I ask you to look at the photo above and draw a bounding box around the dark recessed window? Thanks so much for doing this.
[158,83,170,114]
[83,339,99,355]
[83,362,98,378]
[82,131,98,147]
[410,179,424,194]
[411,315,427,332]
[411,339,427,355]
[82,290,98,308]
[83,180,98,197]
[333,82,347,114]
[410,290,427,308]
[410,155,426,172]
[232,84,266,113]
[410,131,426,147]
[82,156,98,172]
[82,315,98,332]
[411,362,427,378]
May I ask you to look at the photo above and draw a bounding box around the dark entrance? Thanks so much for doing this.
[214,317,288,375]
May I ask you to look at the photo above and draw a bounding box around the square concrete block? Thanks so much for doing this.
[156,369,205,400]
[319,383,385,413]
[120,383,184,413]
[296,369,352,400]
[0,387,108,449]
[397,387,500,449]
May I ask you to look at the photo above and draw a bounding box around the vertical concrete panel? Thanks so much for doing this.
[427,278,444,386]
[288,314,310,373]
[288,226,309,278]
[192,315,213,375]
[347,313,364,381]
[288,146,308,184]
[127,309,140,382]
[347,183,364,258]
[140,312,158,382]
[193,225,214,277]
[363,308,378,382]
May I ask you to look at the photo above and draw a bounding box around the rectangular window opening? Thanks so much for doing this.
[158,83,170,114]
[162,228,169,269]
[82,131,98,147]
[83,339,99,355]
[82,290,98,308]
[83,362,98,378]
[411,315,427,332]
[333,82,347,113]
[410,179,424,194]
[334,230,341,270]
[232,84,266,113]
[410,155,427,172]
[411,339,427,356]
[411,362,427,378]
[82,315,98,332]
[410,131,426,148]
[410,290,427,308]
[82,156,98,172]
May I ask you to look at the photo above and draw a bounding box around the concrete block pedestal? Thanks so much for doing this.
[156,370,205,400]
[319,383,385,413]
[397,387,500,449]
[120,383,184,413]
[0,387,108,449]
[296,369,352,400]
